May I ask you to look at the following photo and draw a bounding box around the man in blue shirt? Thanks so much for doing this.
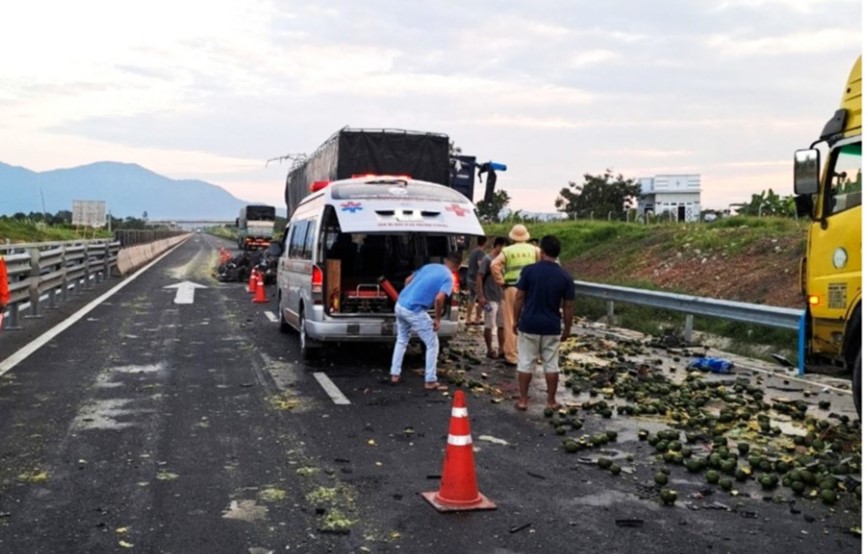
[390,253,461,390]
[512,236,575,411]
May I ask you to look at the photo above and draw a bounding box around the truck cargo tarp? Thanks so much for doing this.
[285,129,450,216]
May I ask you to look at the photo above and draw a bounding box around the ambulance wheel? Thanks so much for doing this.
[278,293,291,334]
[299,308,319,361]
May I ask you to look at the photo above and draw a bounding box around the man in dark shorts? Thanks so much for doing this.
[512,235,575,411]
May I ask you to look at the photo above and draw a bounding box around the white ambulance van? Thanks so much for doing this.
[276,176,483,359]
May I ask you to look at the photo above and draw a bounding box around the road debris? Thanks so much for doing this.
[615,519,644,528]
[16,469,49,484]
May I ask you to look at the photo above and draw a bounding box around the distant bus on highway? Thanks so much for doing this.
[237,204,276,250]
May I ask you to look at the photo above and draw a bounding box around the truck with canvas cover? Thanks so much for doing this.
[793,56,862,414]
[284,128,451,217]
[237,204,276,250]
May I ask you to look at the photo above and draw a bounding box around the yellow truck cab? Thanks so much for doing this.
[794,56,862,413]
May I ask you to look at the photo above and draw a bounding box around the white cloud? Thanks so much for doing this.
[590,148,692,159]
[707,28,862,56]
[714,0,845,13]
[570,49,620,67]
[0,0,861,216]
[341,73,594,106]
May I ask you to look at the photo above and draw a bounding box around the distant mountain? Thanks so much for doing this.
[0,161,255,219]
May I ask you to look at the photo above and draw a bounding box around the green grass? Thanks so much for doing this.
[485,220,654,262]
[207,226,237,241]
[207,225,284,244]
[0,220,112,243]
[485,216,805,261]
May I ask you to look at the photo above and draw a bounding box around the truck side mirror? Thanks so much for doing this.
[235,218,240,228]
[794,149,820,195]
[266,240,283,257]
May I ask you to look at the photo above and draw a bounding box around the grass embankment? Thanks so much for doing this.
[485,217,808,359]
[207,226,237,242]
[207,226,283,244]
[0,220,112,243]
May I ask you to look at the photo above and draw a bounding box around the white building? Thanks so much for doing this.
[638,174,701,222]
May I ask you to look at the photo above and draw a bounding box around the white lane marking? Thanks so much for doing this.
[264,311,279,323]
[0,238,190,376]
[312,372,351,405]
[163,280,208,305]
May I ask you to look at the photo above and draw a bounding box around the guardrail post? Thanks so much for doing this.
[5,303,21,330]
[684,314,694,344]
[25,247,42,319]
[48,281,58,310]
[606,301,615,327]
[94,245,102,285]
[83,246,93,290]
[61,244,69,302]
[103,242,111,282]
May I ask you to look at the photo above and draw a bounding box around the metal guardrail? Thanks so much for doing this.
[573,280,803,342]
[1,239,121,330]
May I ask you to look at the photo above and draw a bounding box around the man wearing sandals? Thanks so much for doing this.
[476,236,507,359]
[512,236,575,411]
[390,253,462,390]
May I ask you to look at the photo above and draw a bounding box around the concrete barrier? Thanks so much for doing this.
[115,234,191,276]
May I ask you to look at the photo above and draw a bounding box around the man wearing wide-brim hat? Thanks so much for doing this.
[490,224,540,366]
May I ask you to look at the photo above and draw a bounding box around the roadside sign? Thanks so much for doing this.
[72,200,106,228]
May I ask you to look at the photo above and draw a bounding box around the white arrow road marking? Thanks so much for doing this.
[164,281,208,305]
[264,311,279,323]
[312,372,351,405]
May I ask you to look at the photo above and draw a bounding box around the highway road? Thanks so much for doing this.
[0,234,861,553]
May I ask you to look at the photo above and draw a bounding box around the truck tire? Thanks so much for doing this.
[278,293,291,334]
[853,348,861,418]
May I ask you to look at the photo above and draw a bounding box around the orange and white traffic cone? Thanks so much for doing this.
[252,273,268,304]
[421,390,496,512]
[247,269,258,294]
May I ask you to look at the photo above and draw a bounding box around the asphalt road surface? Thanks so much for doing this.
[0,234,861,553]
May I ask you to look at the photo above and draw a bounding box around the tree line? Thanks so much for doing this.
[2,211,154,229]
[473,169,813,223]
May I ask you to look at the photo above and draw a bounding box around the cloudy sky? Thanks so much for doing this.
[0,0,862,212]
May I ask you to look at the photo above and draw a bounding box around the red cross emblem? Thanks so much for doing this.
[445,204,468,217]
